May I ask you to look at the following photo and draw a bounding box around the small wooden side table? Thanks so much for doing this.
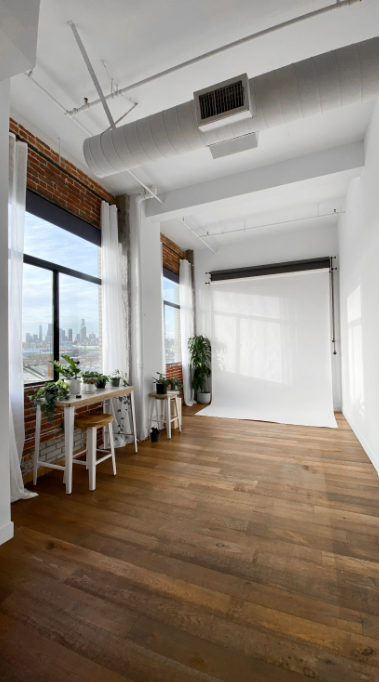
[148,391,181,439]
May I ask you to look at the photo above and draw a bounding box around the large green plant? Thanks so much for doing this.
[188,335,211,392]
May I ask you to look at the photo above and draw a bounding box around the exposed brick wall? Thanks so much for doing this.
[10,118,115,228]
[161,233,185,275]
[14,118,116,481]
[166,362,183,396]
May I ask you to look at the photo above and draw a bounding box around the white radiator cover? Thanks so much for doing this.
[84,37,379,178]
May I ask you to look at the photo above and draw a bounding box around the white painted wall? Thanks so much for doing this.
[338,100,379,473]
[0,79,13,545]
[195,222,342,410]
[130,197,164,440]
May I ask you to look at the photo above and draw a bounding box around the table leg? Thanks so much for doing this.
[166,397,171,439]
[175,395,182,433]
[64,406,75,495]
[130,390,138,453]
[33,404,42,486]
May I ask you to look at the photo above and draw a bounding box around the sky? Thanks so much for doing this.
[22,213,100,339]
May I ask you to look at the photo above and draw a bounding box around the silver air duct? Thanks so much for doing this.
[84,37,379,178]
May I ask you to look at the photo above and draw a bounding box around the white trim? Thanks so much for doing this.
[343,408,379,475]
[0,521,14,546]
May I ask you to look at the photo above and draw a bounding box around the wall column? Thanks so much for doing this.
[130,196,164,440]
[0,80,13,545]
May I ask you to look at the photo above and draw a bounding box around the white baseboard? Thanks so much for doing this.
[0,520,14,546]
[343,408,379,475]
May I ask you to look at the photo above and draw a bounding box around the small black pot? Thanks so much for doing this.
[110,377,120,387]
[150,430,160,443]
[95,379,107,389]
[156,383,167,395]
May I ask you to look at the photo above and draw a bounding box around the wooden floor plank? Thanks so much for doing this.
[1,406,379,681]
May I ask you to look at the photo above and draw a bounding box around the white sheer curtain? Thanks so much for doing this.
[179,259,195,406]
[8,134,37,501]
[199,269,337,428]
[101,201,132,446]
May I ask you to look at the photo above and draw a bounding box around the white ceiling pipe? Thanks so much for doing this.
[70,0,362,118]
[84,36,379,178]
[177,217,217,253]
[198,210,345,238]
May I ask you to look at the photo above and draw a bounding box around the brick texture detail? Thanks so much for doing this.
[161,233,185,275]
[10,118,115,228]
[165,362,183,391]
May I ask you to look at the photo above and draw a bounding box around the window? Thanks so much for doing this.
[163,268,181,364]
[22,191,102,384]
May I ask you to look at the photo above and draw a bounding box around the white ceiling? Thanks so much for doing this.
[9,0,379,248]
[160,167,361,249]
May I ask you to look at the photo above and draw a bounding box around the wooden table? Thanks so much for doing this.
[33,385,137,495]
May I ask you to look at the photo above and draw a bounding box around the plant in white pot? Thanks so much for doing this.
[50,354,81,394]
[188,335,211,405]
[80,370,98,393]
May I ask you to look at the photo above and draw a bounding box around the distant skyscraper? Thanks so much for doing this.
[59,328,65,343]
[68,328,73,342]
[39,325,42,341]
[80,318,86,342]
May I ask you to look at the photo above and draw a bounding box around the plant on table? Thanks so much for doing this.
[188,335,211,404]
[109,369,129,387]
[29,380,70,423]
[50,354,81,393]
[80,371,99,388]
[81,371,109,389]
[152,372,172,395]
[167,377,183,391]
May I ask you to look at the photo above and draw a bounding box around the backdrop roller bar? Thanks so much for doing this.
[209,257,331,282]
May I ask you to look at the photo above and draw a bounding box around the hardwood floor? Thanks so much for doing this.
[1,406,379,681]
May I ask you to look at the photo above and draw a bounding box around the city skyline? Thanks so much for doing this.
[23,318,99,348]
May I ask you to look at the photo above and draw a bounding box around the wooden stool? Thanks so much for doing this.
[148,391,181,439]
[74,413,116,491]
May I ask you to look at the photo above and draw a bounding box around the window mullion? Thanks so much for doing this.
[53,270,59,380]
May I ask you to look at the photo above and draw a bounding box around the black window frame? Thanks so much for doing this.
[162,268,181,365]
[23,191,102,386]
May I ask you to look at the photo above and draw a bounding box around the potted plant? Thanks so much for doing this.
[29,380,70,422]
[167,377,183,391]
[109,369,128,387]
[80,370,98,393]
[152,373,172,395]
[150,427,160,443]
[93,373,109,389]
[188,335,211,404]
[95,374,109,388]
[51,354,81,394]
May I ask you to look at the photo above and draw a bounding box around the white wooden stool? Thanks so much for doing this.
[75,413,116,491]
[148,391,181,439]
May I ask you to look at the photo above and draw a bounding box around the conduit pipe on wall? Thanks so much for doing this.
[84,36,379,178]
[129,194,147,440]
[69,0,363,118]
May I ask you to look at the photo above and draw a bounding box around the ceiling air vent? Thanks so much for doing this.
[194,74,253,131]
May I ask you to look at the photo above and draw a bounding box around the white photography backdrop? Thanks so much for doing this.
[198,269,337,429]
